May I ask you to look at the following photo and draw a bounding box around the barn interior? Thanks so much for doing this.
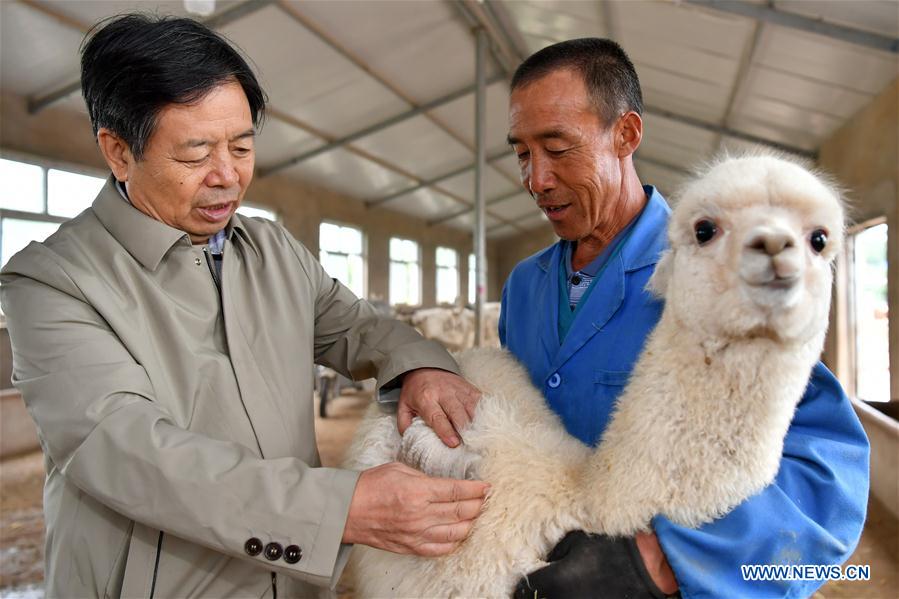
[0,1,896,597]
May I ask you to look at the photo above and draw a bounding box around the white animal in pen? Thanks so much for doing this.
[344,154,845,598]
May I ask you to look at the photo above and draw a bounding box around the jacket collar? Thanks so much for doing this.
[92,176,250,271]
[535,185,671,274]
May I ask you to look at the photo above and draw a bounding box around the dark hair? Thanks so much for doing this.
[511,38,643,125]
[80,14,266,160]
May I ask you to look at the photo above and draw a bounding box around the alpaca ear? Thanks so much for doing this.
[647,250,673,298]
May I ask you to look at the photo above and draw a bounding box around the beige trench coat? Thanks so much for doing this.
[0,179,459,598]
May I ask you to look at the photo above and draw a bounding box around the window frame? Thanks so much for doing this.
[843,216,890,402]
[318,220,367,299]
[1,150,108,270]
[435,246,460,306]
[388,236,421,307]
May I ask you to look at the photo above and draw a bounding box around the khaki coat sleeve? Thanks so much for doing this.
[0,244,371,588]
[280,227,461,387]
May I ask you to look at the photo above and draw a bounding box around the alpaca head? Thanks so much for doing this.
[649,153,844,344]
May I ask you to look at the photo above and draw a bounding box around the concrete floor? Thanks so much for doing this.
[1,390,896,597]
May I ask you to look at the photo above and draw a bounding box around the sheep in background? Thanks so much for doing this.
[343,154,845,598]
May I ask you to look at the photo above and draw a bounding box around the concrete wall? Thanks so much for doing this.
[0,89,502,305]
[819,78,898,402]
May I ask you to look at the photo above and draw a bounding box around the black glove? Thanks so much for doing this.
[512,530,670,599]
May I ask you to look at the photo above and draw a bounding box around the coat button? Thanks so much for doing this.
[264,542,283,561]
[194,257,202,266]
[547,373,561,388]
[283,544,302,564]
[244,537,263,556]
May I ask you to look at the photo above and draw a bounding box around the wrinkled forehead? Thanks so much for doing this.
[674,158,843,231]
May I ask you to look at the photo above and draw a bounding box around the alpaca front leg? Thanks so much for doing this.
[399,418,482,480]
[343,403,403,471]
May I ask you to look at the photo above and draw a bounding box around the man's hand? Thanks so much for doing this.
[635,530,678,594]
[512,530,676,599]
[398,368,481,448]
[342,462,490,556]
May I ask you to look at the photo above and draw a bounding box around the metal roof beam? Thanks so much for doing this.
[642,105,816,158]
[258,74,503,177]
[451,0,520,76]
[427,188,523,226]
[634,155,692,176]
[25,0,277,114]
[684,0,899,54]
[365,149,509,208]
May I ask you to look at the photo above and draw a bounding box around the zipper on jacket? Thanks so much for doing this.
[149,531,164,598]
[271,572,277,599]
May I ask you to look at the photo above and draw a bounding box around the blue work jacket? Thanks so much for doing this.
[498,187,870,598]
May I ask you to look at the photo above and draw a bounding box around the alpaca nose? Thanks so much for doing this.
[744,226,796,256]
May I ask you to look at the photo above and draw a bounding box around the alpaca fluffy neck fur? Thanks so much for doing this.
[583,310,825,535]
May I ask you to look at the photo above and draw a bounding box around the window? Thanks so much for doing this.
[319,222,365,298]
[849,222,889,402]
[0,157,104,269]
[48,169,105,217]
[468,253,476,305]
[435,247,459,305]
[237,203,277,221]
[389,237,420,306]
[0,158,44,213]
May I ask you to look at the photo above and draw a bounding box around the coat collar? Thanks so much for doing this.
[535,185,670,274]
[92,176,250,271]
[536,186,671,373]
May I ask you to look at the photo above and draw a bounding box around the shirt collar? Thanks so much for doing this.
[93,176,246,270]
[537,185,671,274]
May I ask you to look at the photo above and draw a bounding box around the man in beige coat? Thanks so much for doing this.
[0,14,488,598]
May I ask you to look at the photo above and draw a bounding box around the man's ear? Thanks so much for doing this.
[616,111,642,158]
[646,250,672,298]
[96,128,133,182]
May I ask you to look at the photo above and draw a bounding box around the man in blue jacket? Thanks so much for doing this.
[502,38,869,598]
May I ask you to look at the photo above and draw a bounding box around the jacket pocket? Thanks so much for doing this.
[593,370,631,386]
[119,523,162,598]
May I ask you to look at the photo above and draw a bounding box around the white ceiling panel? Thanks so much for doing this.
[56,92,90,115]
[492,154,522,183]
[512,210,551,231]
[41,0,246,26]
[488,224,520,239]
[352,115,472,180]
[502,0,609,47]
[0,2,83,96]
[726,114,819,152]
[635,162,687,201]
[255,117,324,168]
[490,194,538,221]
[382,187,464,221]
[443,210,501,231]
[437,167,519,202]
[618,0,754,59]
[719,135,810,165]
[752,25,898,95]
[640,113,718,168]
[429,81,512,152]
[294,0,486,103]
[731,64,872,136]
[220,5,407,138]
[775,0,899,37]
[281,147,414,200]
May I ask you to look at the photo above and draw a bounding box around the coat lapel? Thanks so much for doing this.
[550,252,625,372]
[539,245,562,364]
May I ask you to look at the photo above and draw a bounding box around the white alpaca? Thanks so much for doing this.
[343,154,845,598]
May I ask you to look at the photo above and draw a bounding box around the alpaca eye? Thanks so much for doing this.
[694,219,717,245]
[810,229,827,253]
